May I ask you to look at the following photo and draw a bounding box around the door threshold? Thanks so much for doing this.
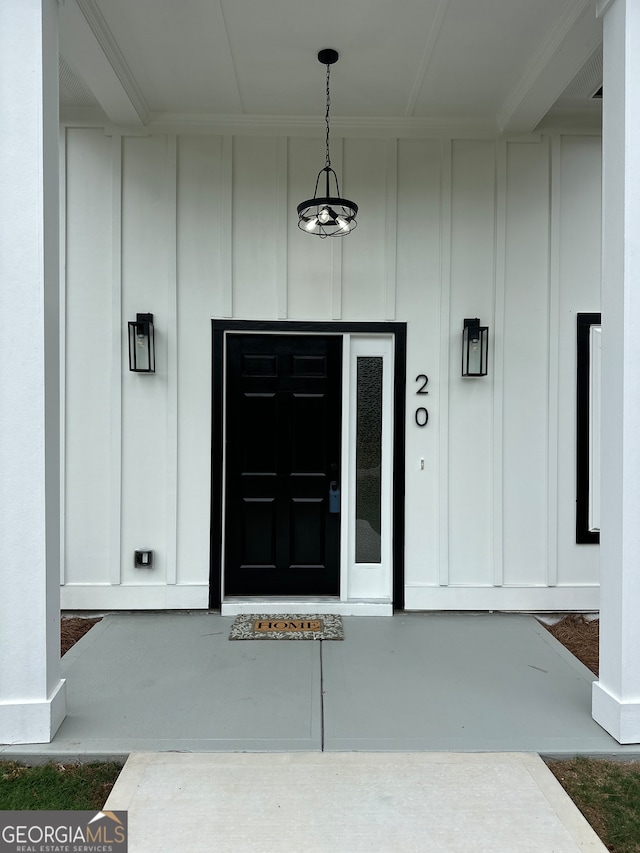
[221,598,392,616]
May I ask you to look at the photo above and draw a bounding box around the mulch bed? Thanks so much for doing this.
[61,617,101,656]
[545,613,599,676]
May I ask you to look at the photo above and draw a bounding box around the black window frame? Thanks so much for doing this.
[576,312,601,544]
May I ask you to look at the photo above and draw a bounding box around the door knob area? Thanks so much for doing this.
[329,481,341,513]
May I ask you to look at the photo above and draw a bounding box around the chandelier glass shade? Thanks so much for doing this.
[297,49,358,238]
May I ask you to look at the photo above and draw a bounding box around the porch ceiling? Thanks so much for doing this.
[58,0,603,134]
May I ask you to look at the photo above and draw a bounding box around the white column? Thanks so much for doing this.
[0,0,66,743]
[592,0,640,744]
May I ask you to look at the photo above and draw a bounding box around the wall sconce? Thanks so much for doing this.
[462,318,488,377]
[128,313,155,373]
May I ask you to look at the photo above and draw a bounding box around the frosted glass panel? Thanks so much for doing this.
[356,357,383,563]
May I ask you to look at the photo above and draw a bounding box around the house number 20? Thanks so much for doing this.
[415,374,429,427]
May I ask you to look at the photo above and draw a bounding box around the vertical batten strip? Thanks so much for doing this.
[331,239,343,319]
[59,128,67,586]
[276,137,288,319]
[438,139,452,586]
[331,138,343,319]
[166,135,178,585]
[492,141,507,587]
[385,138,398,320]
[222,136,233,317]
[547,134,561,587]
[109,133,123,586]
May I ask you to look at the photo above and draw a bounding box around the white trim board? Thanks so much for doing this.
[61,584,209,610]
[221,598,392,617]
[61,584,599,613]
[405,585,600,611]
[346,336,394,602]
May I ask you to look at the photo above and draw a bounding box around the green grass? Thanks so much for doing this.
[0,761,122,811]
[547,757,640,853]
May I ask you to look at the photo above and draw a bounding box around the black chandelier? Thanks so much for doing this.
[297,49,358,238]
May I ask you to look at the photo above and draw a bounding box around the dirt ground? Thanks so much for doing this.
[61,613,600,672]
[60,617,102,656]
[544,613,599,676]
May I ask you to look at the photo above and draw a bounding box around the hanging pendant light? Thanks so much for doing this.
[297,49,358,238]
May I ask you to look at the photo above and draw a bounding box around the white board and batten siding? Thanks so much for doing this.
[60,127,601,611]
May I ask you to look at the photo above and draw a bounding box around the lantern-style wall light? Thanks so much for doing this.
[128,313,155,373]
[462,318,488,377]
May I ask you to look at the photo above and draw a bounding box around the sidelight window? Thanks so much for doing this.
[355,357,383,563]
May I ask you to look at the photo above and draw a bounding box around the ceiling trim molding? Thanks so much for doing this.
[62,111,603,144]
[59,0,145,126]
[596,0,617,16]
[60,107,502,139]
[499,0,592,123]
[74,0,150,124]
[216,0,244,114]
[497,0,601,133]
[536,101,602,133]
[140,112,531,140]
[404,0,451,117]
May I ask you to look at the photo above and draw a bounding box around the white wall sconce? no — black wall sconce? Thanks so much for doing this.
[128,313,155,373]
[462,318,488,377]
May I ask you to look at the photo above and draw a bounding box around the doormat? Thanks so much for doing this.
[229,614,343,641]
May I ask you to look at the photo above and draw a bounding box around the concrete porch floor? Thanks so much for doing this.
[1,612,639,760]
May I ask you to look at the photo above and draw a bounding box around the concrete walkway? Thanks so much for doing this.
[105,751,607,852]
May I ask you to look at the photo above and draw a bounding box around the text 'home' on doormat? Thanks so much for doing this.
[229,614,344,640]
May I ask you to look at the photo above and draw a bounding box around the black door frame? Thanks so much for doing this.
[209,319,407,610]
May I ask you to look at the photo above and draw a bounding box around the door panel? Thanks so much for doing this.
[241,393,277,473]
[241,498,276,566]
[224,334,342,595]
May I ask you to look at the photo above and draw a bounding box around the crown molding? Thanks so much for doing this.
[144,112,500,139]
[596,0,617,16]
[404,0,451,117]
[58,108,557,141]
[536,101,603,133]
[497,0,601,133]
[74,0,149,124]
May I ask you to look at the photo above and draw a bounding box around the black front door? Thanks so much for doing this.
[224,334,342,595]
